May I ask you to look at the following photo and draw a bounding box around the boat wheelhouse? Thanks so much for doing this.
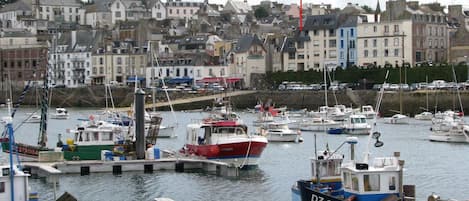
[182,120,268,168]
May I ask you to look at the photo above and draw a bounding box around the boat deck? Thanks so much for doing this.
[21,157,240,183]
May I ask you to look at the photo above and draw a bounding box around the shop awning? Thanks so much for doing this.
[126,76,145,82]
[166,78,193,84]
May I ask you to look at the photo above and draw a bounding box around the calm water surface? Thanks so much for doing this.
[0,108,468,201]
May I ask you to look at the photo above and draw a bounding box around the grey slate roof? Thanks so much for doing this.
[281,37,296,53]
[39,0,82,6]
[58,30,103,52]
[233,34,264,53]
[303,14,339,30]
[85,0,112,13]
[0,0,31,12]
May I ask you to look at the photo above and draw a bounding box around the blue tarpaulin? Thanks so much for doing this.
[126,77,145,82]
[166,78,193,84]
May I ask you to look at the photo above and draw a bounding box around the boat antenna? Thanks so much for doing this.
[363,70,389,163]
[154,48,178,128]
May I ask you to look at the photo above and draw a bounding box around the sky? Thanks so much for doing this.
[206,0,469,10]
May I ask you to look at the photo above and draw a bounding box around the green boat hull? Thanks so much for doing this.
[63,144,115,160]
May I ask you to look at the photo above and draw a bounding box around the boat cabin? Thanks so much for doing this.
[187,121,248,145]
[311,151,343,182]
[349,115,367,124]
[361,106,374,113]
[265,122,289,130]
[72,121,123,145]
[341,157,402,200]
[0,165,30,201]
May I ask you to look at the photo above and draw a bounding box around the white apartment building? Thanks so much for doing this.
[282,14,339,71]
[49,31,95,88]
[145,65,228,88]
[84,1,112,28]
[0,0,32,29]
[110,0,147,24]
[150,0,166,20]
[33,0,85,24]
[356,20,413,67]
[165,0,203,20]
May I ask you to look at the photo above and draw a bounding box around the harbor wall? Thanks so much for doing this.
[8,87,469,116]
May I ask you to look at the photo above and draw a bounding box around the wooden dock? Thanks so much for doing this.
[21,157,240,182]
[114,90,256,112]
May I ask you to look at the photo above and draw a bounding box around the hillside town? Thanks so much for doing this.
[0,0,468,90]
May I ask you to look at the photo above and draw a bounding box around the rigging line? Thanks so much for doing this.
[13,107,42,132]
[326,68,338,105]
[153,52,177,127]
[451,64,464,115]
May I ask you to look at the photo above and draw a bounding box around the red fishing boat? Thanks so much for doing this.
[181,119,268,168]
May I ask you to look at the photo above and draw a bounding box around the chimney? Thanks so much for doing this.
[71,30,77,47]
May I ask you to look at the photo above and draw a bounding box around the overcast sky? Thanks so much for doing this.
[206,0,469,10]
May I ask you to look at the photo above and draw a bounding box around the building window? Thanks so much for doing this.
[116,2,120,9]
[394,38,399,46]
[384,49,389,57]
[340,51,344,59]
[169,9,172,14]
[364,50,368,57]
[429,40,432,48]
[373,39,377,47]
[0,181,5,193]
[384,25,389,33]
[183,9,186,14]
[350,29,354,37]
[364,40,368,48]
[176,9,179,14]
[440,39,444,48]
[117,66,122,73]
[373,50,377,57]
[99,57,103,65]
[373,26,377,32]
[340,29,344,37]
[340,40,344,48]
[329,40,336,48]
[384,39,388,47]
[394,49,399,57]
[157,13,161,18]
[99,67,104,74]
[394,25,399,33]
[117,57,122,65]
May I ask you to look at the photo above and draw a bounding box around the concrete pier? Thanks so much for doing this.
[21,157,240,182]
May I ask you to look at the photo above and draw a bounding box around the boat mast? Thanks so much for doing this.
[323,63,328,106]
[364,71,389,163]
[38,69,49,148]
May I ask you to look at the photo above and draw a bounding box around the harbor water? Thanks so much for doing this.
[0,108,468,201]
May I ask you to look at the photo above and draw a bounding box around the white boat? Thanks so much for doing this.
[292,117,342,132]
[25,113,41,123]
[51,108,69,119]
[145,112,177,138]
[343,114,371,135]
[429,118,466,143]
[384,114,409,124]
[414,111,433,120]
[358,105,377,119]
[260,120,302,142]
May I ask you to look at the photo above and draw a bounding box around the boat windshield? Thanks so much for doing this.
[351,118,366,124]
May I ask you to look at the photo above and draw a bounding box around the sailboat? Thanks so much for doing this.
[1,74,50,158]
[429,65,466,143]
[384,73,409,124]
[296,64,341,131]
[415,76,433,120]
[147,41,177,138]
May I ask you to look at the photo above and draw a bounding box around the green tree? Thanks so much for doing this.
[254,7,269,19]
[361,5,374,13]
